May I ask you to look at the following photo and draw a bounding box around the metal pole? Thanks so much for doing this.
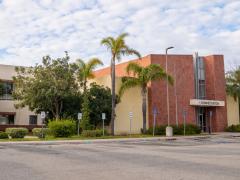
[209,111,212,134]
[183,112,186,136]
[153,112,156,136]
[78,118,80,136]
[165,46,174,127]
[129,112,133,137]
[166,49,169,126]
[41,118,44,138]
[103,118,105,136]
[174,61,178,127]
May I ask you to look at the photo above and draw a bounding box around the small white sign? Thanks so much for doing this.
[129,112,133,118]
[102,113,106,120]
[40,111,46,119]
[78,113,82,120]
[190,99,225,107]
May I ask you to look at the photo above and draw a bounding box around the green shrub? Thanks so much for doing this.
[0,131,8,139]
[48,119,76,137]
[225,124,240,132]
[146,125,166,135]
[146,124,201,135]
[5,128,28,138]
[173,124,201,135]
[32,128,49,138]
[81,129,108,137]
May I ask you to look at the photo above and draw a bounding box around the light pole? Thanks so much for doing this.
[174,60,178,127]
[165,46,174,126]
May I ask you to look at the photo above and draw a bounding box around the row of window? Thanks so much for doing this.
[0,82,14,100]
[0,115,38,125]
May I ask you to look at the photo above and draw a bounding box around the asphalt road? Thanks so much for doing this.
[0,137,240,180]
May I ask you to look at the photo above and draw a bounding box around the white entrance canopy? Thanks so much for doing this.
[190,99,225,107]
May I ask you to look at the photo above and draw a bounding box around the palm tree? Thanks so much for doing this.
[76,58,103,93]
[226,67,240,117]
[119,62,173,133]
[76,58,103,130]
[101,33,141,135]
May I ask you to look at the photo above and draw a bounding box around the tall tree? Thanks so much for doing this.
[101,33,141,135]
[119,62,173,133]
[226,67,240,117]
[13,52,77,120]
[75,58,103,130]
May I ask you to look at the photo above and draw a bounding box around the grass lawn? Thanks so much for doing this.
[0,134,157,142]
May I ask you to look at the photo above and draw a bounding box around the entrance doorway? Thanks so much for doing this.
[197,107,207,132]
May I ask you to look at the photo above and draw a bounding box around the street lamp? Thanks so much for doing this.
[165,46,174,126]
[165,46,174,137]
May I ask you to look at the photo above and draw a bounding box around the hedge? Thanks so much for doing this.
[81,129,108,137]
[225,124,240,132]
[0,131,9,139]
[5,128,28,138]
[32,128,49,138]
[147,124,201,135]
[48,119,76,137]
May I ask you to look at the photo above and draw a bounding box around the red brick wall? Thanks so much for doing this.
[204,55,227,131]
[149,55,196,127]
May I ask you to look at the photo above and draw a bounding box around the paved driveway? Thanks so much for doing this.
[0,136,240,180]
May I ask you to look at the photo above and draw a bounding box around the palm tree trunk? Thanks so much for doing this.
[142,88,147,134]
[111,58,116,135]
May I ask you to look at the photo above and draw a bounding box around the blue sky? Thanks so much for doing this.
[0,0,239,70]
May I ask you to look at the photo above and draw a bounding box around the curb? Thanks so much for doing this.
[0,135,213,146]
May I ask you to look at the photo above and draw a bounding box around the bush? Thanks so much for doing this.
[146,125,166,135]
[48,119,76,137]
[225,124,240,132]
[173,124,201,135]
[5,128,28,138]
[81,129,108,137]
[0,131,8,139]
[146,124,201,135]
[32,128,49,138]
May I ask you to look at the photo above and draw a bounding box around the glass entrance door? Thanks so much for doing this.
[198,107,207,132]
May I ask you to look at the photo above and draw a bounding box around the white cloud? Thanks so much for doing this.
[0,0,239,70]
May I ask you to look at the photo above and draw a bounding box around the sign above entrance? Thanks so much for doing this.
[190,99,225,107]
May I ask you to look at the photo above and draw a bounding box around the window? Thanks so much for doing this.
[0,81,14,100]
[0,114,15,124]
[29,115,37,125]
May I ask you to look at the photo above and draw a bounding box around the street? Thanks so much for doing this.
[0,135,240,180]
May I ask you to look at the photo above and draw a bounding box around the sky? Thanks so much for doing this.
[0,0,239,70]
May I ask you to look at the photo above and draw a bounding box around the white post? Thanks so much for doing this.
[129,112,133,136]
[102,113,106,136]
[40,111,46,138]
[77,113,82,136]
[183,110,187,136]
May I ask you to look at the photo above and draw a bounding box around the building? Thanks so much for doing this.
[0,53,239,133]
[93,53,239,134]
[0,64,41,131]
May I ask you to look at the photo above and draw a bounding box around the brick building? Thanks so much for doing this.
[94,53,228,132]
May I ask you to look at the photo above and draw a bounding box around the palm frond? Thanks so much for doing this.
[126,62,142,76]
[146,64,173,85]
[118,77,140,98]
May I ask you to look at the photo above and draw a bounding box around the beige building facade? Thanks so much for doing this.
[91,76,147,134]
[0,64,41,130]
[226,96,240,126]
